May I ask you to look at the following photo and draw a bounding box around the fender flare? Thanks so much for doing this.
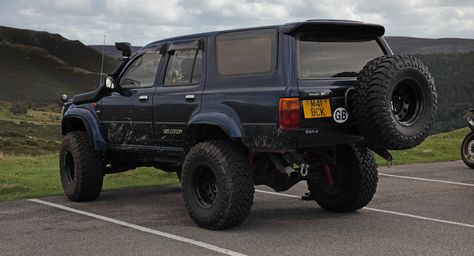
[187,112,243,139]
[62,107,109,151]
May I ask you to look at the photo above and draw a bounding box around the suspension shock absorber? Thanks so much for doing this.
[322,164,334,190]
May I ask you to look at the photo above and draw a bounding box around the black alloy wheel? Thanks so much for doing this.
[391,80,423,126]
[193,165,218,208]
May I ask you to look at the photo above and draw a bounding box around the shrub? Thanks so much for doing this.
[9,102,28,115]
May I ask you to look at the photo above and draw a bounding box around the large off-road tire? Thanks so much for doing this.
[59,131,104,201]
[461,132,474,169]
[181,141,254,230]
[350,55,437,150]
[308,145,378,212]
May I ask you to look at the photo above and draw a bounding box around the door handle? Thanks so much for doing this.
[139,95,149,102]
[185,94,195,101]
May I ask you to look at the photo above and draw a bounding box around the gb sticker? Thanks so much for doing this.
[333,107,349,123]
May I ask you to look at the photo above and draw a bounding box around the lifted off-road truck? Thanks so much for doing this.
[60,20,437,230]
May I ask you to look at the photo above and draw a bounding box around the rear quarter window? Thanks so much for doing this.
[297,35,384,79]
[216,29,277,76]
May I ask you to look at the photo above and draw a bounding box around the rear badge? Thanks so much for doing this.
[333,107,349,123]
[305,129,319,135]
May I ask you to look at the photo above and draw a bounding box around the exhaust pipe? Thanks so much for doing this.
[268,154,299,177]
[268,154,307,178]
[284,166,299,178]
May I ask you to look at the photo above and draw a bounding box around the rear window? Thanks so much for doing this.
[297,35,384,79]
[216,29,276,76]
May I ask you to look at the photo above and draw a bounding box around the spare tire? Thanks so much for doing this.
[350,55,437,150]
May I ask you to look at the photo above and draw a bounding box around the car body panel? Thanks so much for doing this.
[62,19,390,155]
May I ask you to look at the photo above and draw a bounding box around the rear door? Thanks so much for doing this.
[296,34,385,128]
[152,39,205,147]
[100,50,163,145]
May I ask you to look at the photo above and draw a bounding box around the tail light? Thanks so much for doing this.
[279,98,301,129]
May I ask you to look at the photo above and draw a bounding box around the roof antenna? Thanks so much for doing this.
[99,34,106,86]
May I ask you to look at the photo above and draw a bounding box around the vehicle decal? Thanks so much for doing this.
[333,107,349,124]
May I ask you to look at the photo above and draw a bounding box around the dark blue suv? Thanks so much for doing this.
[59,20,437,229]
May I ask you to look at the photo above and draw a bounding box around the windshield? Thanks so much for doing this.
[297,35,385,79]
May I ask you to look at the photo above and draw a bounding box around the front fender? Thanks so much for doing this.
[187,112,243,139]
[62,105,109,151]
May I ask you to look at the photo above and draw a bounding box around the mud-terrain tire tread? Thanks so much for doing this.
[181,140,254,230]
[350,55,438,150]
[59,131,104,201]
[308,145,378,212]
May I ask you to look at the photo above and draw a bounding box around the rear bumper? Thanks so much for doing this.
[243,123,364,153]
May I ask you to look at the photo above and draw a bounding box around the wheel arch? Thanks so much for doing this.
[62,107,109,151]
[185,112,243,150]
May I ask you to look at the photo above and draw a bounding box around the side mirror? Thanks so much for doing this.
[60,94,68,103]
[104,75,116,90]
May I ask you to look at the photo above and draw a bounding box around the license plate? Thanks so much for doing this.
[302,99,332,119]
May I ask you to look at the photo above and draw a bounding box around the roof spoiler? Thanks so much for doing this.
[282,20,385,38]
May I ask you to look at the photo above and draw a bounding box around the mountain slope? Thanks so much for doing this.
[0,26,119,102]
[0,26,472,134]
[416,52,474,133]
[89,45,142,60]
[0,26,117,73]
[90,37,474,59]
[385,36,474,54]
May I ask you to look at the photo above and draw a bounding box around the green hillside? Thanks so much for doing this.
[0,101,60,155]
[0,26,118,103]
[417,53,474,133]
[0,26,472,134]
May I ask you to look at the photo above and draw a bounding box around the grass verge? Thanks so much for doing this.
[0,128,469,202]
[0,154,178,202]
[375,127,469,166]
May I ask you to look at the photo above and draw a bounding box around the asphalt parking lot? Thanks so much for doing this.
[1,160,473,256]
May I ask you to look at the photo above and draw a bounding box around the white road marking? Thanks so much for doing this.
[363,207,474,228]
[379,173,474,187]
[28,199,247,256]
[256,189,300,199]
[255,189,474,229]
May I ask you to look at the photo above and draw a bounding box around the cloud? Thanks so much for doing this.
[35,0,93,14]
[201,0,290,20]
[354,1,474,37]
[1,0,473,46]
[105,0,185,23]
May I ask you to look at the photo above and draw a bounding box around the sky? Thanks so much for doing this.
[1,0,473,46]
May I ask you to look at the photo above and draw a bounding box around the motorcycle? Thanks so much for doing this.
[461,109,474,169]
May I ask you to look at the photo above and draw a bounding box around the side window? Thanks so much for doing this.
[164,48,203,86]
[119,52,162,89]
[216,29,276,76]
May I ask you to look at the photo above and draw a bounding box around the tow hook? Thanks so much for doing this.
[300,163,309,177]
